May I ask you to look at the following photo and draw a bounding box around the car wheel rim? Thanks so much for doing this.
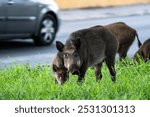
[41,18,55,43]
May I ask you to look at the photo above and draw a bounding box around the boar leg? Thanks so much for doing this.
[105,57,116,82]
[66,72,69,81]
[148,52,150,61]
[78,64,88,83]
[118,46,129,59]
[143,52,149,62]
[94,63,103,81]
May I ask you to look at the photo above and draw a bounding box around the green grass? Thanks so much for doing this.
[0,58,150,100]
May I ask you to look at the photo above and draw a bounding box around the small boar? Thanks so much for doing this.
[105,22,142,58]
[56,26,118,82]
[52,52,68,84]
[134,38,150,62]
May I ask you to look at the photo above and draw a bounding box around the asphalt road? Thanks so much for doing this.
[0,14,150,69]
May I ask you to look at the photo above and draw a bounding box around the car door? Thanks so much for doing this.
[0,0,6,34]
[6,0,38,34]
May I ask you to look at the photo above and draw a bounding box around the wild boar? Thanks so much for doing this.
[105,22,142,58]
[56,26,118,82]
[52,52,68,84]
[134,38,150,62]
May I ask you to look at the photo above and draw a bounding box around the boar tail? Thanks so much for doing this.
[135,32,142,48]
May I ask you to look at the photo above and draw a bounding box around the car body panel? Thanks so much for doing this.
[6,0,38,34]
[0,0,60,43]
[0,0,6,34]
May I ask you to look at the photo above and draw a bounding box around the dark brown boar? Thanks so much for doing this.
[52,52,68,84]
[105,22,142,58]
[56,26,118,83]
[134,38,150,62]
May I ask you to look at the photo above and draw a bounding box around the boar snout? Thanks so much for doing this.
[56,76,66,85]
[69,65,80,75]
[72,69,79,75]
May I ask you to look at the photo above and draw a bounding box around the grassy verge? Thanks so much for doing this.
[0,58,150,100]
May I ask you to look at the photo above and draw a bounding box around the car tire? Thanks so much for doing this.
[33,14,57,46]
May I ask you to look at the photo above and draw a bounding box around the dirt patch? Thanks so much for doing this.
[55,0,150,9]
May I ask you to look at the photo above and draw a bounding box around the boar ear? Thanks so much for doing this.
[53,65,58,72]
[72,37,81,49]
[56,41,64,52]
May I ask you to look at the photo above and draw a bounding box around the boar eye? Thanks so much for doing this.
[64,53,69,58]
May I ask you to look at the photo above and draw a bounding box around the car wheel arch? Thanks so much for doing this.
[33,11,58,45]
[34,10,59,36]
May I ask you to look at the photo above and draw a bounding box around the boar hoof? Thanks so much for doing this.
[77,81,83,86]
[111,76,116,83]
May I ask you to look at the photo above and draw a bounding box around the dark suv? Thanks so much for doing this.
[0,0,60,45]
